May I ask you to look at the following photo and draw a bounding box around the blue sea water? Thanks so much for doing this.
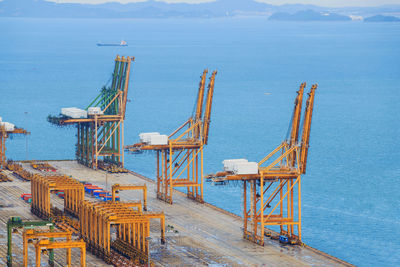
[1,17,399,266]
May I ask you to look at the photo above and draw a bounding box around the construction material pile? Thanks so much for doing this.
[0,172,12,182]
[6,161,34,181]
[30,162,57,172]
[98,160,128,173]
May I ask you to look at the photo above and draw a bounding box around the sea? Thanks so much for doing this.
[1,17,399,267]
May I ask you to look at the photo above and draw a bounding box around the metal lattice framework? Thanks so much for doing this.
[125,70,217,204]
[48,55,134,169]
[208,83,317,245]
[79,200,165,265]
[0,126,29,169]
[31,174,85,219]
[22,229,73,267]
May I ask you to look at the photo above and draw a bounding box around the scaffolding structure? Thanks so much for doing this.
[207,83,317,245]
[125,70,217,204]
[0,124,29,169]
[48,55,134,169]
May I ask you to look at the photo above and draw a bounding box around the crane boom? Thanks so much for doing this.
[202,70,217,145]
[299,84,317,174]
[288,82,305,167]
[194,69,208,139]
[195,69,208,122]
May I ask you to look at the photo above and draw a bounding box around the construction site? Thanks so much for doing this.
[0,55,353,266]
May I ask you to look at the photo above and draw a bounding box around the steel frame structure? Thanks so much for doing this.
[79,200,165,265]
[6,217,54,267]
[208,83,317,245]
[34,239,86,267]
[31,174,84,219]
[0,126,29,169]
[112,183,148,211]
[22,229,72,267]
[126,70,217,204]
[49,55,134,169]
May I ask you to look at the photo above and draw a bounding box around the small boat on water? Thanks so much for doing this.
[97,40,127,47]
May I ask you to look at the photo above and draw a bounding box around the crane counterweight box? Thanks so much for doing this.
[88,107,103,115]
[149,134,168,145]
[139,132,160,143]
[233,162,259,175]
[61,107,88,119]
[223,159,248,172]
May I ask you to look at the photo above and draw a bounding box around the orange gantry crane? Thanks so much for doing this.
[112,183,148,211]
[0,120,29,169]
[125,70,217,204]
[79,200,165,265]
[23,229,74,267]
[207,83,317,245]
[34,239,86,267]
[48,55,134,169]
[31,174,85,219]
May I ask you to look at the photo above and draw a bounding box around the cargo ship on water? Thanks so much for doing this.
[97,40,127,46]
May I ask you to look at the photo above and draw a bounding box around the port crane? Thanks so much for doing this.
[207,83,317,245]
[111,183,148,211]
[48,55,134,170]
[125,70,217,204]
[0,121,29,169]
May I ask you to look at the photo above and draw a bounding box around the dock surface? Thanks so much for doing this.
[1,161,351,266]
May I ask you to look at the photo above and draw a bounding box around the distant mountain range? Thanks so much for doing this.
[269,10,351,21]
[1,0,400,21]
[364,14,400,22]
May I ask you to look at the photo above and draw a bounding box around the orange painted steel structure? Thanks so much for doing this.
[48,55,134,169]
[79,200,165,265]
[126,70,217,204]
[111,183,148,211]
[31,174,84,219]
[34,239,86,267]
[208,83,317,245]
[22,229,72,267]
[0,126,29,169]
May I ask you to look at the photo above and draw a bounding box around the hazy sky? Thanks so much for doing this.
[44,0,400,7]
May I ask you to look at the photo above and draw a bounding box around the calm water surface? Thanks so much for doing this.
[1,18,399,266]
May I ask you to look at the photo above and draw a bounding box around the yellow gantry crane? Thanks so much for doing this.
[208,83,317,245]
[0,120,29,169]
[22,229,74,267]
[112,183,148,211]
[126,70,217,204]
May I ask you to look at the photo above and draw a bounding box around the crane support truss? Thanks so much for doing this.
[208,83,317,245]
[48,55,134,169]
[79,200,165,265]
[31,174,84,219]
[126,70,217,204]
[0,126,29,169]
